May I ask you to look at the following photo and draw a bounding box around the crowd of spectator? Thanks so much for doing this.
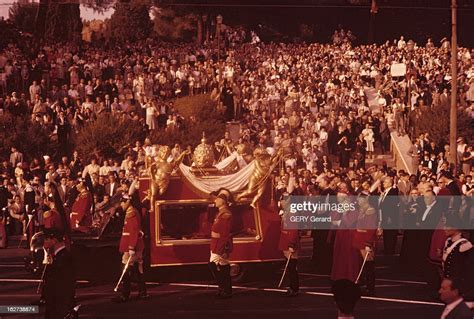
[0,30,473,304]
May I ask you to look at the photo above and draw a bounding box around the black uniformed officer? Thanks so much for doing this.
[42,228,75,319]
[442,214,473,297]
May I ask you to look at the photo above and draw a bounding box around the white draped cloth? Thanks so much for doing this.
[179,161,255,194]
[214,151,248,170]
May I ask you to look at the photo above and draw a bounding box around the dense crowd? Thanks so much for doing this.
[0,30,473,305]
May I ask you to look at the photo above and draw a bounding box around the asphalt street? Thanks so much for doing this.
[0,237,446,319]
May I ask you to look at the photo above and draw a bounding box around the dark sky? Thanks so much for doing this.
[163,0,474,8]
[184,0,474,46]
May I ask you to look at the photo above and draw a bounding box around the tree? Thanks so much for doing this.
[413,105,474,145]
[0,20,21,50]
[34,0,117,43]
[74,115,147,162]
[109,0,152,43]
[34,0,82,43]
[44,2,83,43]
[0,113,58,162]
[151,6,197,41]
[150,94,226,147]
[8,2,39,35]
[81,0,116,13]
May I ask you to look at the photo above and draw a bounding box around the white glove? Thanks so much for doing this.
[128,250,136,256]
[376,228,383,237]
[365,246,373,253]
[42,248,52,265]
[288,247,295,253]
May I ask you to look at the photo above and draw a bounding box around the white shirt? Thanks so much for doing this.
[107,182,116,196]
[440,298,464,319]
[54,243,67,256]
[422,200,437,222]
[319,131,328,143]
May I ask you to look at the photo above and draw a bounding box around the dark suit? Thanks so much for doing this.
[444,300,472,319]
[66,187,78,209]
[400,196,423,268]
[311,187,336,273]
[44,246,75,319]
[416,201,442,288]
[0,185,10,209]
[379,187,399,254]
[57,185,70,205]
[446,181,462,213]
[105,182,118,197]
[417,201,442,230]
[443,236,474,285]
[93,184,105,202]
[23,187,36,211]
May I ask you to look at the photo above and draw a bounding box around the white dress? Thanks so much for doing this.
[146,105,157,130]
[362,128,375,152]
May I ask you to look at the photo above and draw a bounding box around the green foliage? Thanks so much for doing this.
[150,94,226,147]
[41,2,82,43]
[299,23,314,41]
[8,2,39,35]
[173,94,217,119]
[74,115,146,162]
[151,7,197,41]
[0,20,21,50]
[0,113,57,161]
[109,0,152,43]
[81,0,116,14]
[413,105,474,145]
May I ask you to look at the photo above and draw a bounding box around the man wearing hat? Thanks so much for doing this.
[442,214,473,291]
[42,228,75,319]
[112,194,147,303]
[42,184,72,250]
[209,188,234,299]
[43,194,65,233]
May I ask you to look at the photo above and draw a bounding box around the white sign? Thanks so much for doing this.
[391,63,407,77]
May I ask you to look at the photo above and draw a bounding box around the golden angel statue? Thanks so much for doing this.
[149,145,190,210]
[236,147,284,208]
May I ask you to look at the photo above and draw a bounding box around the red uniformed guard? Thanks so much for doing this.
[43,192,71,250]
[69,181,92,232]
[112,194,147,303]
[43,196,64,231]
[331,193,360,283]
[353,194,378,296]
[209,188,234,299]
[278,194,300,296]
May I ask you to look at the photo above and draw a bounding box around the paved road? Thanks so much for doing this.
[0,242,445,319]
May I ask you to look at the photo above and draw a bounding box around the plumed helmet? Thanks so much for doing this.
[210,188,234,205]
